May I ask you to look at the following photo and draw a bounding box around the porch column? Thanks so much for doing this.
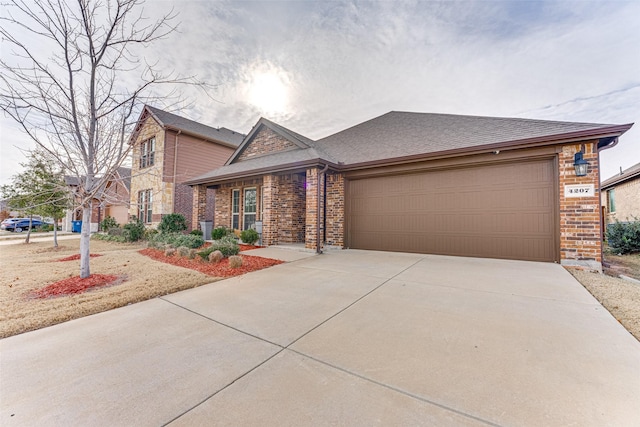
[192,184,207,232]
[305,167,324,250]
[262,174,278,246]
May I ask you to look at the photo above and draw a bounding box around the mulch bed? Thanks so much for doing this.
[139,248,283,277]
[239,244,264,251]
[28,274,122,299]
[55,253,103,262]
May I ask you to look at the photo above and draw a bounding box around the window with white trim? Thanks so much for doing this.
[139,137,155,168]
[138,189,153,223]
[231,189,240,230]
[243,188,257,230]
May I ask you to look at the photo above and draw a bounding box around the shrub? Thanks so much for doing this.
[107,227,123,236]
[145,228,158,240]
[212,226,232,240]
[606,219,640,254]
[229,255,243,268]
[92,233,126,243]
[240,229,259,245]
[208,250,223,263]
[188,249,198,259]
[165,247,176,256]
[190,229,203,236]
[158,213,187,234]
[123,219,145,242]
[99,216,119,232]
[148,232,205,249]
[37,224,54,232]
[198,237,239,259]
[177,246,190,257]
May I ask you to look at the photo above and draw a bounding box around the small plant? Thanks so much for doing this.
[148,232,204,249]
[190,229,203,236]
[99,216,119,232]
[606,218,640,254]
[188,249,198,259]
[164,247,176,257]
[177,246,190,257]
[107,227,123,236]
[212,226,233,240]
[208,250,223,263]
[198,237,239,259]
[229,255,243,268]
[240,229,259,245]
[158,213,187,234]
[123,218,145,242]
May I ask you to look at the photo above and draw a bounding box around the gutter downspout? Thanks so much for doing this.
[173,130,182,212]
[597,137,619,267]
[316,164,329,254]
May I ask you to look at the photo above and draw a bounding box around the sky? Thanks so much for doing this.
[1,0,639,183]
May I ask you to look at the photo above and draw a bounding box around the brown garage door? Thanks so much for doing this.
[347,159,557,262]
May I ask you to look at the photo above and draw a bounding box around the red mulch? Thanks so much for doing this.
[55,253,103,262]
[28,274,120,299]
[239,244,264,251]
[138,248,282,277]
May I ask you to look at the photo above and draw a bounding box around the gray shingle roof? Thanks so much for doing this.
[601,161,640,189]
[315,111,629,165]
[186,111,632,185]
[146,106,244,147]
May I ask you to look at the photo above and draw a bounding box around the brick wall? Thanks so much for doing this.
[214,179,263,231]
[192,185,208,231]
[603,178,640,224]
[325,172,345,247]
[559,141,602,270]
[174,183,194,230]
[277,174,306,243]
[236,127,298,161]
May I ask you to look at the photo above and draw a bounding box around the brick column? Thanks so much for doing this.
[214,186,231,229]
[559,141,602,270]
[305,168,325,250]
[325,172,345,248]
[262,175,278,246]
[192,184,207,232]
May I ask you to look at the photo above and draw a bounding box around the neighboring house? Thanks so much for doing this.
[63,167,131,232]
[601,161,640,228]
[128,105,244,230]
[187,112,633,271]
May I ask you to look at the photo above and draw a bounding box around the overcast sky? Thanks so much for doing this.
[1,0,638,183]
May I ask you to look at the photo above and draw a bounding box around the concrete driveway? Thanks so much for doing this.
[1,249,639,426]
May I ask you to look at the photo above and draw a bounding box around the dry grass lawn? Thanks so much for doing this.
[0,239,218,338]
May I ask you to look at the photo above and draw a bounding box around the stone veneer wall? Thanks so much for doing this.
[236,127,298,161]
[603,178,640,224]
[558,141,602,269]
[129,118,172,226]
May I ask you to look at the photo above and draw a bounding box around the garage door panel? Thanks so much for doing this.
[348,160,556,262]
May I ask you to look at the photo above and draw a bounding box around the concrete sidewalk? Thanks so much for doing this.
[1,250,639,426]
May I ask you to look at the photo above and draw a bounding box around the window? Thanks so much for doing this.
[231,189,240,230]
[243,188,257,230]
[139,137,155,168]
[608,189,616,213]
[138,189,153,223]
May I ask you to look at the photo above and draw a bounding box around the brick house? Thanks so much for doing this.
[129,106,244,230]
[187,112,632,270]
[601,161,640,229]
[64,167,131,232]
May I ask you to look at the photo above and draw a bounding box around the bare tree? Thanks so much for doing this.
[0,0,199,277]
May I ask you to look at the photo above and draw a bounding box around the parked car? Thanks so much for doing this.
[1,218,44,232]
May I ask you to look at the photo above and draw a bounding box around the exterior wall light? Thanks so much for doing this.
[574,151,589,177]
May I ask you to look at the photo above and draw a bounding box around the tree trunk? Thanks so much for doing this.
[53,218,58,248]
[25,215,33,244]
[79,205,92,278]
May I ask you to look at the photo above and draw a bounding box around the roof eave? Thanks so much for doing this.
[185,158,339,186]
[163,126,241,149]
[339,124,634,171]
[601,169,640,190]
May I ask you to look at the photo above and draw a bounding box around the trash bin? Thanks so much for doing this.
[200,221,213,240]
[72,220,82,233]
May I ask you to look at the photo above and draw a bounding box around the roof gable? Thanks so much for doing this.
[601,161,640,189]
[129,105,244,147]
[226,118,315,165]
